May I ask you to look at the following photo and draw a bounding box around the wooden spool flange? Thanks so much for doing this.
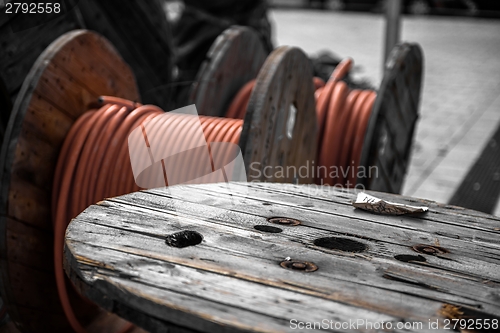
[189,26,268,117]
[241,46,318,184]
[0,30,139,332]
[359,42,424,194]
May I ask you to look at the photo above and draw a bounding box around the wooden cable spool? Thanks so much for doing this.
[0,30,140,333]
[241,46,317,183]
[0,29,317,332]
[189,26,268,117]
[189,26,317,183]
[359,43,424,194]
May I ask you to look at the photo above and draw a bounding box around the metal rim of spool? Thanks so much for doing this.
[189,25,268,117]
[241,45,318,184]
[358,42,424,194]
[0,29,140,332]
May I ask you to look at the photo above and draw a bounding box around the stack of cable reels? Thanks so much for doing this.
[190,25,318,183]
[0,29,318,333]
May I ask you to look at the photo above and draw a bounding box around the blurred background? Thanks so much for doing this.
[165,0,500,216]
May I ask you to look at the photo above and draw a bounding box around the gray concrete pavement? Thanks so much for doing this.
[270,9,500,214]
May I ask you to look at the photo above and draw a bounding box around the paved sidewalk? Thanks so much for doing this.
[270,9,500,215]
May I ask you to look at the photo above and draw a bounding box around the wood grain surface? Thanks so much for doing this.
[189,26,268,117]
[65,182,500,333]
[0,30,139,332]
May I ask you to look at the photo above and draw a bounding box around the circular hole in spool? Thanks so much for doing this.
[165,230,203,248]
[286,103,297,140]
[254,225,283,233]
[313,237,367,253]
[267,217,301,226]
[394,254,426,263]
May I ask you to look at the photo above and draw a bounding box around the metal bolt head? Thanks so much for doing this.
[268,217,301,226]
[280,260,318,272]
[412,244,449,256]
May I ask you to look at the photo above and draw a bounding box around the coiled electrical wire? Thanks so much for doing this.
[224,58,376,187]
[52,98,243,333]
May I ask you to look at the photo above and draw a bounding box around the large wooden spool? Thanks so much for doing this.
[359,43,424,193]
[0,30,139,332]
[0,29,317,332]
[189,26,268,117]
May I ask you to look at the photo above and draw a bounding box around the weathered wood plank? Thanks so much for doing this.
[66,239,437,333]
[128,184,500,259]
[65,183,500,333]
[69,202,500,312]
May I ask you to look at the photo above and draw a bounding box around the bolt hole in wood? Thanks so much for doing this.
[412,244,449,256]
[165,231,203,248]
[313,237,367,253]
[267,217,301,226]
[280,260,318,272]
[253,225,283,233]
[394,254,426,263]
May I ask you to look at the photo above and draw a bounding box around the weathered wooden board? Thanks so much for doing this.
[241,46,318,184]
[359,43,424,194]
[0,30,139,333]
[65,182,500,333]
[189,26,268,117]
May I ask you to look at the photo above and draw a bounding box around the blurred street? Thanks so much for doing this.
[270,8,500,214]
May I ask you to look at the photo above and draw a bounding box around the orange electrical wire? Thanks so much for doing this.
[52,100,243,333]
[315,58,377,186]
[223,58,376,188]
